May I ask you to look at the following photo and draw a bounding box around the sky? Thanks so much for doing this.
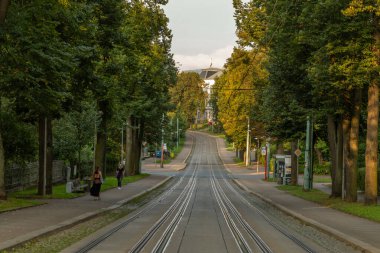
[163,0,237,71]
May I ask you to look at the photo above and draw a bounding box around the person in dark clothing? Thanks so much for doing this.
[90,166,103,200]
[116,163,124,189]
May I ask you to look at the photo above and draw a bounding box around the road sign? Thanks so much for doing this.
[294,149,302,157]
[261,147,266,155]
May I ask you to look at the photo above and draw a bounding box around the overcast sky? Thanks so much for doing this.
[163,0,237,71]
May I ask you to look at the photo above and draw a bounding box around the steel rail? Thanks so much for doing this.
[74,153,197,253]
[210,140,316,253]
[128,155,201,253]
[152,177,197,253]
[210,177,252,253]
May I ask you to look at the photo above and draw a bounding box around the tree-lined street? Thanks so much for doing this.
[0,0,380,252]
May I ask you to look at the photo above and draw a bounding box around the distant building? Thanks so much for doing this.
[199,67,223,123]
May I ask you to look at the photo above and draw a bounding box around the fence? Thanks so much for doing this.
[5,160,66,192]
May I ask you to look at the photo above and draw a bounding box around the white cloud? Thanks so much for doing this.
[174,45,234,71]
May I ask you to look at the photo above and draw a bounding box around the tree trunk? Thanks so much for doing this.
[365,82,378,205]
[38,116,53,195]
[132,119,144,175]
[344,88,362,202]
[365,25,380,205]
[126,117,133,176]
[0,0,10,23]
[291,140,297,186]
[0,132,6,200]
[0,0,10,201]
[46,118,53,194]
[327,114,343,198]
[314,147,323,165]
[95,101,108,176]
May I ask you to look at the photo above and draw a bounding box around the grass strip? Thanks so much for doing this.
[0,198,43,213]
[277,185,380,223]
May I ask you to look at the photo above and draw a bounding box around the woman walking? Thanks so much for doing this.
[116,163,125,189]
[90,166,103,200]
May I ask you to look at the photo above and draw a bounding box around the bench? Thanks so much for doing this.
[66,179,89,193]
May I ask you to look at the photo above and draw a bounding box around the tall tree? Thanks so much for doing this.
[117,0,176,175]
[0,0,9,199]
[305,0,373,201]
[169,72,206,127]
[1,0,78,195]
[344,0,379,204]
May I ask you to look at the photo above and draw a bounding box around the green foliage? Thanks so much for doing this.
[169,72,206,127]
[313,162,331,175]
[214,48,267,149]
[53,100,99,169]
[0,103,37,164]
[0,0,78,119]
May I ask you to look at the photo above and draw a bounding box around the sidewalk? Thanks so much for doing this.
[215,136,380,253]
[0,133,193,251]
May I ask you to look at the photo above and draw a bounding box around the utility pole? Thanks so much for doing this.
[304,116,313,190]
[120,126,124,163]
[266,142,271,180]
[256,137,260,173]
[177,117,179,149]
[246,117,250,166]
[161,114,164,168]
[43,117,47,196]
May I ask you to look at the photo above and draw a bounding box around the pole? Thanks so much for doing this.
[266,142,271,180]
[246,117,250,166]
[297,139,299,185]
[264,144,267,180]
[304,116,313,190]
[161,114,164,168]
[256,138,259,173]
[43,117,47,196]
[121,126,123,162]
[93,121,97,172]
[177,117,179,149]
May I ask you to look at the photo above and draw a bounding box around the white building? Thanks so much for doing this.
[199,67,223,123]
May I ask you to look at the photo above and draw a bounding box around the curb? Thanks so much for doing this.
[232,178,379,253]
[0,176,173,251]
[214,134,378,253]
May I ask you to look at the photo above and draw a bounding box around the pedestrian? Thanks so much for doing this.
[116,163,124,189]
[90,166,103,200]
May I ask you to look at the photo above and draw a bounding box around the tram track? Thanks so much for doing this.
[212,137,317,253]
[129,166,198,253]
[209,153,272,253]
[74,132,319,253]
[74,159,196,253]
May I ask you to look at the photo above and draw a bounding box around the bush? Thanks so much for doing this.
[313,162,331,175]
